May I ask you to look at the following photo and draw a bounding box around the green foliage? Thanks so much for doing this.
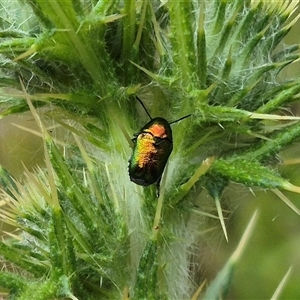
[0,0,300,299]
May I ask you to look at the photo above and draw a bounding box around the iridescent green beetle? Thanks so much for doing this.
[128,97,190,197]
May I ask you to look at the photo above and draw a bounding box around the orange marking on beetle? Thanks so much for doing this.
[144,124,167,138]
[136,133,158,168]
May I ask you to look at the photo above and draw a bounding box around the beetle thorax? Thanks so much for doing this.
[144,123,167,138]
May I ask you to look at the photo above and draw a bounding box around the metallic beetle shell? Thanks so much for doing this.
[128,117,173,186]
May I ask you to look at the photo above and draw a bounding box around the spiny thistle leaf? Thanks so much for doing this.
[203,210,258,300]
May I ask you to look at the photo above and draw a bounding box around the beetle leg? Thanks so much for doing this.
[155,177,161,198]
[131,134,138,143]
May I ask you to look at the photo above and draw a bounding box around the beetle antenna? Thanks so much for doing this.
[169,114,191,125]
[136,96,152,120]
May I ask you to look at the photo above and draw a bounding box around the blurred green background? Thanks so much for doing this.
[0,4,300,300]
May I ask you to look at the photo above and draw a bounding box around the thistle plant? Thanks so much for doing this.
[0,1,300,299]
